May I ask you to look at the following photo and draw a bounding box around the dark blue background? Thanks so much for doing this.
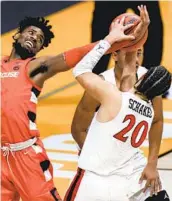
[1,1,79,33]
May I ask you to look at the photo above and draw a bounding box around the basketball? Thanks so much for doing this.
[108,13,148,52]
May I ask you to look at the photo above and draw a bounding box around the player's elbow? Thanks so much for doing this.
[153,113,163,124]
[152,117,163,128]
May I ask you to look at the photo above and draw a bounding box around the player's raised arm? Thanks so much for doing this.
[72,17,135,104]
[27,14,139,88]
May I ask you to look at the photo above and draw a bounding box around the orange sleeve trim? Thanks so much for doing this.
[64,42,98,68]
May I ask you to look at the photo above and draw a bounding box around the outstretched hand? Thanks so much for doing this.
[104,16,135,45]
[133,5,150,40]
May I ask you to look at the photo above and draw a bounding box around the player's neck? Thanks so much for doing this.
[8,48,22,61]
[119,74,136,92]
[115,63,136,81]
[115,64,136,90]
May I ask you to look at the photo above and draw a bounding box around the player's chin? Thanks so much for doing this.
[23,45,35,53]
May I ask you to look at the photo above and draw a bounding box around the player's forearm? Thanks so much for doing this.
[72,40,111,78]
[73,40,111,79]
[148,120,163,165]
[41,42,100,77]
[37,42,102,78]
[71,106,95,149]
[64,39,127,69]
[64,42,98,68]
[72,40,113,103]
[71,120,89,149]
[46,37,127,74]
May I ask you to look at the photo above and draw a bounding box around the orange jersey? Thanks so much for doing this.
[1,56,41,144]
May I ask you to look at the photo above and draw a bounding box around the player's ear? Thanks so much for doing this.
[13,32,21,40]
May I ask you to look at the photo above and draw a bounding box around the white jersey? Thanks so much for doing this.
[78,92,154,176]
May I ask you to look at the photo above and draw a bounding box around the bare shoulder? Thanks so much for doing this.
[97,89,122,122]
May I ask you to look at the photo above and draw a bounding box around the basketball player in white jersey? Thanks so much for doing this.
[70,9,167,200]
[64,17,171,201]
[71,49,148,148]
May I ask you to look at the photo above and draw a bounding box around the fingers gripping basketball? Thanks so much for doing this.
[108,13,148,52]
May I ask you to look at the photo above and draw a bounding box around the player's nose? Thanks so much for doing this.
[30,35,37,43]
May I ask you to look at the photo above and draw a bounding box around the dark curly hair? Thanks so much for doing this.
[18,16,54,48]
[136,66,172,100]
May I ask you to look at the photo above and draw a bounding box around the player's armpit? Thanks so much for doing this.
[28,54,67,76]
[27,54,67,87]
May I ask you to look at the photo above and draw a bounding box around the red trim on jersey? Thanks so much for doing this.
[64,168,85,201]
[71,169,84,201]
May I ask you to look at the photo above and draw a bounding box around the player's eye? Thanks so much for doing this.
[137,52,142,57]
[28,31,33,35]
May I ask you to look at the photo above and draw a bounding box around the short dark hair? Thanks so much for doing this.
[18,16,54,48]
[136,66,172,100]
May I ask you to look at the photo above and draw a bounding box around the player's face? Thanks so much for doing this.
[17,26,45,54]
[114,48,143,68]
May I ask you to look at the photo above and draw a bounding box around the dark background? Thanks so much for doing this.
[1,1,79,34]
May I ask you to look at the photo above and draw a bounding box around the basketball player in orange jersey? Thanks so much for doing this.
[1,12,145,201]
[64,15,171,201]
[69,7,170,201]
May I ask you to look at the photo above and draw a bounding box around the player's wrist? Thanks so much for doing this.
[104,35,117,45]
[147,157,158,166]
[73,40,111,77]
